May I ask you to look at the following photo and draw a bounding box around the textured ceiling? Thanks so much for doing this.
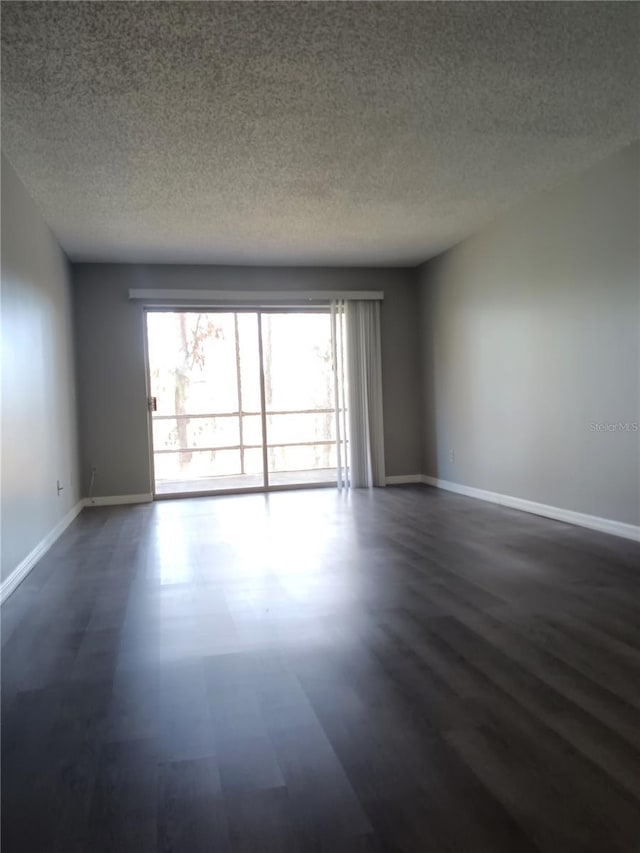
[2,1,639,266]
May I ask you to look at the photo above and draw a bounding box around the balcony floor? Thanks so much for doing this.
[155,467,337,495]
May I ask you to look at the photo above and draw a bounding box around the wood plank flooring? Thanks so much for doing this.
[2,485,640,852]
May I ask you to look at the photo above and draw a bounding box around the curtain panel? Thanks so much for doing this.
[331,299,386,488]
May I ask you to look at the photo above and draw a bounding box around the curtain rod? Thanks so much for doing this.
[128,289,384,303]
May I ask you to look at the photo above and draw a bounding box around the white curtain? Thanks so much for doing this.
[331,299,386,488]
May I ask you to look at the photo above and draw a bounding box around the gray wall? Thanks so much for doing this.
[73,265,422,497]
[418,142,640,526]
[1,156,81,580]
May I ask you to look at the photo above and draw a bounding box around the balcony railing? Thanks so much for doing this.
[152,408,339,478]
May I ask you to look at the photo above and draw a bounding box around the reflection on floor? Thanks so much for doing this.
[3,486,640,851]
[155,467,337,494]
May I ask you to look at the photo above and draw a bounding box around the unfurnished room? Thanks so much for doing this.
[1,2,639,851]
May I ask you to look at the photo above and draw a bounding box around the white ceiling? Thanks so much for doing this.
[2,1,639,266]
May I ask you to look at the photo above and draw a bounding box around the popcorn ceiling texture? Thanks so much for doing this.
[2,1,639,265]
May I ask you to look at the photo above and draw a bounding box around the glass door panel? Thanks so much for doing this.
[260,312,337,487]
[147,311,264,495]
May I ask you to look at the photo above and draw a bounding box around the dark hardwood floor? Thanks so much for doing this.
[2,485,640,852]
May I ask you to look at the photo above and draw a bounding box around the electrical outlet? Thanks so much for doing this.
[449,449,455,464]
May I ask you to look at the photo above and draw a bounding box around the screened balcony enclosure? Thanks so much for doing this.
[146,310,338,496]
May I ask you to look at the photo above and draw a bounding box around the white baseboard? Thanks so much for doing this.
[421,475,640,542]
[84,493,153,507]
[0,500,85,605]
[3,479,634,608]
[385,474,425,485]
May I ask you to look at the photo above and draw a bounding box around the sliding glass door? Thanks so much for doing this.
[146,310,337,496]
